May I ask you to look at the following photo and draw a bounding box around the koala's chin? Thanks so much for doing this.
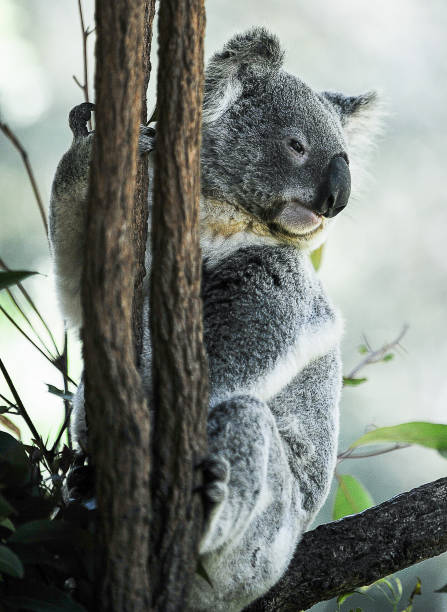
[268,203,331,251]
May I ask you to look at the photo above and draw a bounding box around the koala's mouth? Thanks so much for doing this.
[272,201,323,237]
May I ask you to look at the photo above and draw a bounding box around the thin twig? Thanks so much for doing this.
[347,325,409,380]
[74,0,93,131]
[0,393,17,408]
[0,305,55,361]
[6,288,57,361]
[0,257,60,357]
[0,306,76,385]
[337,443,411,464]
[52,332,73,452]
[0,121,48,237]
[0,357,51,465]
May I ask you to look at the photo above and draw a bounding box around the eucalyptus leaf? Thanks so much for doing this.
[337,591,355,605]
[343,377,367,387]
[46,384,74,401]
[3,585,86,611]
[0,492,15,519]
[0,270,38,290]
[350,422,447,453]
[0,517,15,532]
[434,582,447,593]
[333,474,374,520]
[0,544,24,578]
[310,244,324,271]
[9,519,75,545]
[0,431,30,486]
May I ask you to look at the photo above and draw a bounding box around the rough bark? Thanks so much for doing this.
[247,477,447,612]
[149,1,208,610]
[132,0,156,362]
[82,1,151,610]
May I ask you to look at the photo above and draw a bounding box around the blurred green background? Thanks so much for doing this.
[1,1,446,610]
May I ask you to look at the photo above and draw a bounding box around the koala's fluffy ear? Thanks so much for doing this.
[203,27,284,124]
[322,91,382,148]
[323,91,382,194]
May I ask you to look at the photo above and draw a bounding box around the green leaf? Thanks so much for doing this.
[9,519,75,545]
[0,270,38,290]
[3,585,87,611]
[350,422,447,453]
[0,517,15,532]
[343,377,368,387]
[333,475,374,520]
[0,431,30,486]
[401,577,421,611]
[0,492,15,519]
[310,244,324,271]
[358,344,369,354]
[0,544,24,578]
[337,591,355,606]
[46,384,73,401]
[382,353,394,362]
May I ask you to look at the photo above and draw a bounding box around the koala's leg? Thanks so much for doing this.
[50,104,156,328]
[200,395,288,555]
[49,127,93,329]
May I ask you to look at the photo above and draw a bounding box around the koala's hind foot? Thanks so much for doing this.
[69,102,95,138]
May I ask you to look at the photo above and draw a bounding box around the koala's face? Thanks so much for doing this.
[201,29,378,245]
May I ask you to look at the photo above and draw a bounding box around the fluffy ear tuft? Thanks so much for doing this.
[322,90,383,146]
[203,28,284,124]
[322,90,384,198]
[323,91,378,124]
[216,27,284,70]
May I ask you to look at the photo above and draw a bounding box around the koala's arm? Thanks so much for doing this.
[49,104,156,328]
[199,246,341,556]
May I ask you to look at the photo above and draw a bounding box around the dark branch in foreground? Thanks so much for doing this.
[247,477,447,611]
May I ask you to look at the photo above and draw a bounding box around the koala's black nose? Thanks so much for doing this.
[313,155,351,218]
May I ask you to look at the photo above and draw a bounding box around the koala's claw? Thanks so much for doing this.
[139,124,156,155]
[199,456,230,507]
[69,102,95,139]
[66,456,95,503]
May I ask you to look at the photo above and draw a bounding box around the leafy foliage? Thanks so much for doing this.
[0,271,38,291]
[0,432,94,611]
[333,475,374,520]
[350,421,447,455]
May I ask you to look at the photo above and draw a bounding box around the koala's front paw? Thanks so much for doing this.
[139,124,156,155]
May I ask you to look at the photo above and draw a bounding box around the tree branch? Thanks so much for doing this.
[149,0,208,609]
[132,0,156,362]
[246,477,447,611]
[82,1,151,610]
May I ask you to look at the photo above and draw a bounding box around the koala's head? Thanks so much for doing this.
[201,28,379,247]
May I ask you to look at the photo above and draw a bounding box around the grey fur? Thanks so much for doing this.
[49,27,378,612]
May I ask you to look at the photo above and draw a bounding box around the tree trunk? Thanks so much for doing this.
[82,1,152,610]
[247,477,447,611]
[149,1,208,610]
[133,0,156,362]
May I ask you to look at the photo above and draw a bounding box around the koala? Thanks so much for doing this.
[50,28,378,612]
